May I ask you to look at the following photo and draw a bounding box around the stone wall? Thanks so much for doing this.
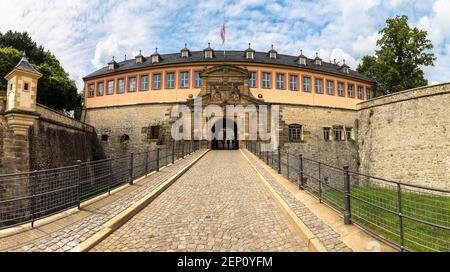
[279,104,359,170]
[0,103,104,173]
[29,105,103,170]
[83,103,175,159]
[357,83,450,189]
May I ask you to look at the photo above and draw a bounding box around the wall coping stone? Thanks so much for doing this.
[356,82,450,110]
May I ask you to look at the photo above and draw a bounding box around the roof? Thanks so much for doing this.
[14,55,42,76]
[84,50,374,82]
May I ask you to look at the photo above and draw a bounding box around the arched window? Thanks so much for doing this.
[288,124,302,142]
[120,134,130,144]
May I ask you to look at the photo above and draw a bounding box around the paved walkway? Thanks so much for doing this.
[91,150,309,252]
[0,150,206,252]
[242,149,351,252]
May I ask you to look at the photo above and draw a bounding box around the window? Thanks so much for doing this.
[249,72,257,88]
[327,80,334,95]
[88,84,95,97]
[151,55,159,63]
[107,80,114,95]
[153,74,161,90]
[97,82,104,96]
[118,79,125,93]
[276,74,285,89]
[180,72,189,88]
[303,77,311,92]
[366,88,373,100]
[128,77,136,92]
[290,75,298,91]
[246,52,254,59]
[333,126,344,141]
[288,124,302,141]
[24,83,29,91]
[315,79,323,94]
[323,127,331,141]
[194,72,201,88]
[166,72,175,89]
[348,84,354,97]
[120,134,130,144]
[346,127,353,141]
[149,126,160,140]
[140,75,148,91]
[204,51,213,59]
[101,135,109,141]
[338,82,344,97]
[262,72,271,89]
[299,57,307,65]
[358,86,364,99]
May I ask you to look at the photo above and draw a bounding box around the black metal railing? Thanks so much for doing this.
[246,141,450,252]
[0,141,201,230]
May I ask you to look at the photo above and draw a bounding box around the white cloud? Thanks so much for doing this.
[0,0,448,89]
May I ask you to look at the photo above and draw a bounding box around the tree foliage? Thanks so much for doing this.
[0,31,81,112]
[0,47,22,90]
[357,15,435,95]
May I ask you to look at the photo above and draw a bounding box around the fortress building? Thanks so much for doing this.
[82,44,374,168]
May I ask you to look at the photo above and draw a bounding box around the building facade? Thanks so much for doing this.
[82,45,374,168]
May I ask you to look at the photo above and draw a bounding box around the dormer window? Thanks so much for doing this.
[108,56,118,71]
[151,48,162,64]
[204,43,214,59]
[314,52,322,66]
[297,50,307,65]
[268,44,277,59]
[181,43,191,58]
[245,43,255,59]
[340,60,350,74]
[135,50,144,64]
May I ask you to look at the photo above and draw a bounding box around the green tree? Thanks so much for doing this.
[357,15,435,95]
[0,47,22,90]
[0,31,81,112]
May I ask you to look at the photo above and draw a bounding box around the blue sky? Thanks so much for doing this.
[0,0,449,90]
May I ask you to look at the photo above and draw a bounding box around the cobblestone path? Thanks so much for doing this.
[6,150,206,252]
[242,149,352,252]
[92,150,309,252]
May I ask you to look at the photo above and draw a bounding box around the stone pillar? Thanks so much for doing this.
[1,53,42,173]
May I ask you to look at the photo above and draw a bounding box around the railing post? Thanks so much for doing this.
[129,153,134,185]
[277,148,281,174]
[298,155,304,190]
[165,146,168,166]
[271,150,274,167]
[145,151,149,174]
[172,142,175,164]
[318,162,322,203]
[343,165,351,225]
[182,142,185,158]
[156,147,160,172]
[397,183,405,251]
[77,160,82,209]
[286,154,290,179]
[31,170,37,227]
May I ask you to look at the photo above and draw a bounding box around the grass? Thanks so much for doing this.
[316,185,450,252]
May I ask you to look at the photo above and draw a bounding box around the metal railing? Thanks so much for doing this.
[246,141,450,252]
[0,141,200,230]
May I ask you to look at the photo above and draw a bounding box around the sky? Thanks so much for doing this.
[0,0,449,90]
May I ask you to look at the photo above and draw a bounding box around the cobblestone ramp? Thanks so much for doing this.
[4,151,206,252]
[242,149,352,252]
[92,150,309,252]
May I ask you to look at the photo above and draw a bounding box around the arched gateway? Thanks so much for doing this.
[185,64,267,150]
[211,118,239,150]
